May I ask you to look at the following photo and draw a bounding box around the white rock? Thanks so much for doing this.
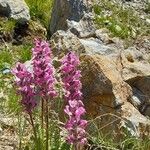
[0,0,30,21]
[146,19,150,24]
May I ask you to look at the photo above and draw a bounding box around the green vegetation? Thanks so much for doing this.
[88,119,150,150]
[89,134,150,150]
[145,0,150,13]
[0,44,32,71]
[0,18,16,33]
[0,73,20,114]
[14,44,32,63]
[94,0,149,39]
[25,0,54,29]
[0,18,16,44]
[0,49,13,70]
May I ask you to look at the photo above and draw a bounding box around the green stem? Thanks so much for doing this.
[29,113,38,149]
[74,144,78,150]
[41,98,44,129]
[41,98,44,148]
[45,99,49,150]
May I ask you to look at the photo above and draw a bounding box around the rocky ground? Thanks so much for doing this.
[0,114,18,150]
[0,0,150,149]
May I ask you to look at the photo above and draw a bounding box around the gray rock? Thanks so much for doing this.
[146,18,150,24]
[122,59,150,117]
[50,30,121,56]
[120,102,150,137]
[79,38,116,55]
[50,30,85,56]
[68,12,96,38]
[95,29,111,44]
[0,0,30,21]
[49,0,90,35]
[124,47,146,62]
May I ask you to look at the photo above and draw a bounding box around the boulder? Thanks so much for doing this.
[80,54,131,106]
[121,102,150,137]
[49,0,92,35]
[80,54,150,137]
[0,18,46,45]
[111,49,150,117]
[0,0,30,22]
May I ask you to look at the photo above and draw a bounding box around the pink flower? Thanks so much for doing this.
[75,107,86,121]
[64,105,72,116]
[69,100,78,108]
[79,120,87,128]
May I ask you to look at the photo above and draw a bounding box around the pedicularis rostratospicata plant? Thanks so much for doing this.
[32,39,57,150]
[61,52,87,149]
[12,39,87,150]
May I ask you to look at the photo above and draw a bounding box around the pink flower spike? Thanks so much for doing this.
[32,39,57,98]
[61,52,87,145]
[12,63,36,113]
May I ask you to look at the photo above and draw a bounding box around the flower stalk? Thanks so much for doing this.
[29,113,38,146]
[45,99,49,150]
